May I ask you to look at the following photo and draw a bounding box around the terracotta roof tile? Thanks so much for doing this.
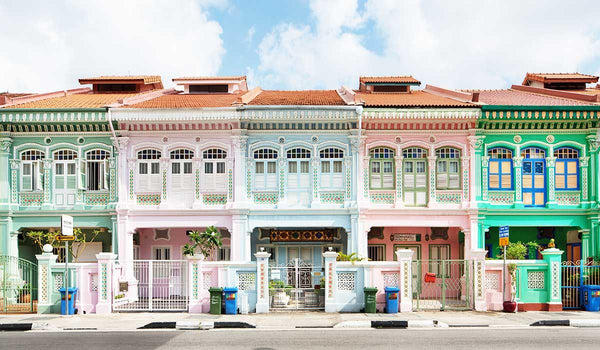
[79,76,162,85]
[6,92,144,109]
[355,91,476,108]
[248,90,346,105]
[124,93,241,108]
[360,76,420,84]
[466,89,594,106]
[172,76,246,81]
[523,72,599,85]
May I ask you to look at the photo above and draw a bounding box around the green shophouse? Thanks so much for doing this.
[0,76,164,264]
[473,73,600,263]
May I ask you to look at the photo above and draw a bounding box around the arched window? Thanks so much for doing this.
[402,147,427,206]
[436,147,460,190]
[202,148,227,191]
[287,148,311,205]
[53,149,77,160]
[369,147,395,190]
[488,147,512,190]
[137,149,161,192]
[53,150,79,204]
[169,149,194,194]
[85,150,110,191]
[320,148,344,189]
[555,147,579,190]
[521,147,546,206]
[253,148,278,190]
[20,150,44,191]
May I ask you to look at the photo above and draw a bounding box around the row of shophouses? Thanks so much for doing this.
[1,72,600,314]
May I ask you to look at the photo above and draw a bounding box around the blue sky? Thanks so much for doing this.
[1,0,600,92]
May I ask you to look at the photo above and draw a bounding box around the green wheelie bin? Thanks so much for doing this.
[209,287,223,315]
[364,287,378,313]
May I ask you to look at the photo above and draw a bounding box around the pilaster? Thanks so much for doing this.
[232,135,249,208]
[187,255,205,313]
[254,251,271,313]
[159,156,169,207]
[0,138,12,207]
[192,157,203,209]
[311,157,320,207]
[395,249,414,312]
[36,251,58,314]
[114,137,130,208]
[541,248,563,308]
[580,229,590,262]
[513,156,523,208]
[323,250,339,313]
[546,156,557,207]
[471,249,487,311]
[427,155,436,207]
[394,155,404,208]
[41,158,53,210]
[96,252,117,314]
[468,134,484,206]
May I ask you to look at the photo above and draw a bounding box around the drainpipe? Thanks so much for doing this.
[107,108,117,143]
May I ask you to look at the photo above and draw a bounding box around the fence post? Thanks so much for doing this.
[36,246,57,314]
[254,250,271,313]
[323,250,339,313]
[187,254,204,313]
[395,249,414,312]
[96,253,117,314]
[541,248,563,311]
[471,249,487,311]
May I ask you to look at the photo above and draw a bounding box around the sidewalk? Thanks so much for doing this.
[2,310,600,331]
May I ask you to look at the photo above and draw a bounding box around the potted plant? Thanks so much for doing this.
[503,263,518,312]
[18,283,31,304]
[269,280,291,307]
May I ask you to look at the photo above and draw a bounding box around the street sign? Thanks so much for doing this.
[56,235,75,241]
[61,215,73,236]
[499,225,509,246]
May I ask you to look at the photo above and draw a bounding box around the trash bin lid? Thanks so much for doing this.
[384,286,400,292]
[224,287,238,293]
[208,287,224,292]
[364,287,378,292]
[58,287,79,293]
[584,285,600,289]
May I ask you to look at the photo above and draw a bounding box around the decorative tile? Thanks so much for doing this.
[485,272,500,291]
[129,169,134,200]
[109,168,116,201]
[254,192,278,205]
[40,265,48,302]
[552,262,560,299]
[383,272,399,288]
[228,169,233,199]
[195,169,200,200]
[91,274,98,292]
[203,272,214,291]
[527,270,545,289]
[488,191,514,205]
[370,191,395,204]
[436,192,462,204]
[556,191,580,205]
[54,273,64,291]
[20,192,43,206]
[320,192,344,204]
[136,194,161,205]
[85,192,109,205]
[337,272,355,291]
[203,193,227,205]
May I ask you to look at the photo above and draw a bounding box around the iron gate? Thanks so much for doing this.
[0,255,37,313]
[561,260,600,309]
[412,259,473,310]
[269,259,324,310]
[113,260,188,311]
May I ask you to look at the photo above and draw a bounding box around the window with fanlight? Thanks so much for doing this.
[20,150,44,192]
[137,149,162,192]
[369,147,395,190]
[554,147,579,190]
[436,147,460,190]
[488,147,513,190]
[202,148,227,191]
[254,148,278,191]
[320,148,344,190]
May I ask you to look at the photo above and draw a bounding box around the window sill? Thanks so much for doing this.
[19,191,44,194]
[369,189,396,192]
[253,190,278,194]
[200,189,228,194]
[85,190,109,193]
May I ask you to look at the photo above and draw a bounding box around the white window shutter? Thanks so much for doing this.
[35,161,43,191]
[437,173,448,188]
[151,173,161,192]
[266,173,276,190]
[103,159,109,190]
[215,173,226,190]
[383,173,394,188]
[78,159,86,190]
[448,174,460,189]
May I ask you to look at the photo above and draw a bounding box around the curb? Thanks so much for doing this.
[530,320,570,327]
[140,321,256,330]
[335,320,440,329]
[0,322,49,332]
[530,319,600,328]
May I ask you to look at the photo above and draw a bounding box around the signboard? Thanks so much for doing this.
[499,226,509,246]
[61,215,74,236]
[271,270,281,280]
[56,235,75,241]
[391,233,419,242]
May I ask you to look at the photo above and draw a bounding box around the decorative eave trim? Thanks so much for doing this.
[0,110,107,123]
[482,109,598,120]
[481,105,600,111]
[362,109,480,119]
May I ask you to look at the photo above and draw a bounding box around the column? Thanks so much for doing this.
[427,155,436,207]
[541,248,563,311]
[192,156,202,209]
[323,250,339,313]
[468,135,485,206]
[0,138,12,209]
[96,252,117,314]
[159,156,169,207]
[245,157,253,204]
[471,249,487,311]
[232,135,248,208]
[356,222,369,259]
[344,156,352,206]
[254,250,271,313]
[187,255,205,313]
[586,135,598,205]
[227,157,234,207]
[513,156,523,208]
[126,158,136,205]
[394,155,404,208]
[481,156,490,201]
[353,136,368,206]
[108,157,117,205]
[461,155,470,208]
[311,157,320,207]
[9,159,20,210]
[395,249,414,312]
[36,247,58,314]
[230,215,249,261]
[580,229,590,262]
[9,231,19,258]
[546,156,557,207]
[349,214,359,254]
[579,156,590,203]
[41,158,53,210]
[278,156,286,204]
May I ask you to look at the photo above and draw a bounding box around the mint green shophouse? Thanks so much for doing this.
[472,85,600,310]
[0,101,120,312]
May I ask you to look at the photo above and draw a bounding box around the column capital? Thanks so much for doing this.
[586,135,600,152]
[467,135,485,150]
[0,137,13,152]
[545,156,557,167]
[113,137,129,153]
[512,156,523,167]
[579,156,590,167]
[254,251,272,259]
[395,248,414,261]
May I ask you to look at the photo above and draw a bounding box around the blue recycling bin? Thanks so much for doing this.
[582,285,600,311]
[223,287,238,315]
[59,287,78,315]
[384,286,399,314]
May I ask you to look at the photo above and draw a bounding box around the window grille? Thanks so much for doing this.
[203,148,227,159]
[402,147,427,159]
[253,148,278,159]
[286,148,311,159]
[488,147,512,159]
[368,245,385,261]
[370,147,394,159]
[319,148,344,159]
[21,150,44,160]
[170,149,194,159]
[138,149,161,159]
[521,147,545,159]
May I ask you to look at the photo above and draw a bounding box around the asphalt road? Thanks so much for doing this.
[0,328,599,350]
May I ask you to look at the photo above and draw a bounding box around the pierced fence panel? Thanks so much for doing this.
[113,260,188,312]
[561,260,600,310]
[269,259,325,310]
[0,255,38,314]
[413,259,473,311]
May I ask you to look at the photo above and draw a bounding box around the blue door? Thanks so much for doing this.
[522,147,546,207]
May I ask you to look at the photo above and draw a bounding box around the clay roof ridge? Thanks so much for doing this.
[110,88,178,108]
[511,84,600,103]
[239,87,262,105]
[336,86,359,105]
[172,76,247,81]
[0,88,91,108]
[424,84,479,103]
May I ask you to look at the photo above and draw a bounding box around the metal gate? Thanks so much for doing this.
[561,260,600,309]
[412,259,473,310]
[0,255,37,313]
[113,260,188,311]
[269,259,324,310]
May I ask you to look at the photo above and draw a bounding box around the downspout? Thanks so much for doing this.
[107,108,117,143]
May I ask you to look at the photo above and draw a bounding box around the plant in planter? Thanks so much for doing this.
[182,226,223,258]
[336,251,366,264]
[18,283,31,304]
[269,280,292,306]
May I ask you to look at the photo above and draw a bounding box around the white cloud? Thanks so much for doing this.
[0,0,225,93]
[246,26,256,44]
[253,0,600,90]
